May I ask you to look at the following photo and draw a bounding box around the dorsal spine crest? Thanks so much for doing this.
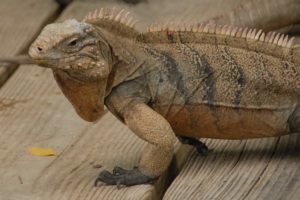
[144,22,295,49]
[82,8,139,38]
[141,22,300,64]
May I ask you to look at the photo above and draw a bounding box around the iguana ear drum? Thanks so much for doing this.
[96,32,114,73]
[98,40,111,60]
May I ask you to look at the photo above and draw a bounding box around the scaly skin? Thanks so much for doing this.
[26,8,300,186]
[211,0,300,32]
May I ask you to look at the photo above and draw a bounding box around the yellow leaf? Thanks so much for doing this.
[28,147,56,156]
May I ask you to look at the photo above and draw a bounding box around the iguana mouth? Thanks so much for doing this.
[54,61,107,83]
[33,55,100,71]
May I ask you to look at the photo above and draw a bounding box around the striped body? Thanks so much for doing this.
[138,42,300,139]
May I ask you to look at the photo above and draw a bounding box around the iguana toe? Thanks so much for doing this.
[112,166,139,175]
[95,167,156,187]
[178,136,208,156]
[195,142,208,156]
[112,166,127,175]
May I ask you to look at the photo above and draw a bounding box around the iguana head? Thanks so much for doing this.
[29,19,112,81]
[29,19,113,122]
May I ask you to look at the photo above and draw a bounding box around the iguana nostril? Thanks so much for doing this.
[37,47,43,52]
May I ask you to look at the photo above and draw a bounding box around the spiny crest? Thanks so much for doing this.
[83,7,138,28]
[82,8,139,38]
[146,22,295,48]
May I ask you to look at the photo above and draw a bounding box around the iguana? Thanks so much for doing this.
[3,8,300,187]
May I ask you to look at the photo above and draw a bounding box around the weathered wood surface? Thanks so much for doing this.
[163,136,300,200]
[211,0,300,32]
[0,0,59,87]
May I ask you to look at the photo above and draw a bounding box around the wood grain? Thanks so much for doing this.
[0,0,59,87]
[163,135,300,200]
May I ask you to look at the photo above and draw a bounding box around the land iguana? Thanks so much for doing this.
[3,8,300,186]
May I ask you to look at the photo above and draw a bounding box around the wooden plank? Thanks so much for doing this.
[0,1,193,200]
[218,0,300,32]
[0,0,59,87]
[163,135,300,200]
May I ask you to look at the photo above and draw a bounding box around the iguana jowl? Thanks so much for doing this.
[27,8,300,186]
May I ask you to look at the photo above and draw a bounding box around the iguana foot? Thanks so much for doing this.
[177,136,208,155]
[94,166,156,187]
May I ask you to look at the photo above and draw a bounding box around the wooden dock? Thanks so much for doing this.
[0,0,299,199]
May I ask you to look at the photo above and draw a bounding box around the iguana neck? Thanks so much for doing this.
[96,27,145,89]
[82,8,146,88]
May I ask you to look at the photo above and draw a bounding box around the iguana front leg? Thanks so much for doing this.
[95,103,177,186]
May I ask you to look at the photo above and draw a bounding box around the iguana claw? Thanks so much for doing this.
[195,142,208,155]
[112,166,128,175]
[178,136,209,155]
[94,167,156,187]
[112,166,139,175]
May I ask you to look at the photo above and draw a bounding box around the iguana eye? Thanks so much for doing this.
[68,39,78,46]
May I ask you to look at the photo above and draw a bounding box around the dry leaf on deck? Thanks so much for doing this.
[28,147,56,156]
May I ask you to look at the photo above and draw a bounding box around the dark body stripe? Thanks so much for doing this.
[222,46,246,106]
[144,47,187,99]
[143,46,190,118]
[181,44,215,105]
[160,52,189,98]
[144,44,218,107]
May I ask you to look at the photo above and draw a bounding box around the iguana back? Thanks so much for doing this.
[130,24,300,139]
[143,40,299,109]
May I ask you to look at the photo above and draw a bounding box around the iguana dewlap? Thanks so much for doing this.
[28,8,300,186]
